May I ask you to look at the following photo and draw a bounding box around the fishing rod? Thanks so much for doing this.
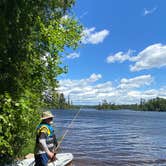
[51,109,81,166]
[55,108,81,152]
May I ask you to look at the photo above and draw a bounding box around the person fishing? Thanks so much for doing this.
[34,111,58,166]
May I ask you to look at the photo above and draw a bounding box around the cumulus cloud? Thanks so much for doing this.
[86,73,102,83]
[66,52,80,59]
[118,75,153,89]
[106,49,135,63]
[106,43,166,72]
[82,27,109,44]
[143,7,157,16]
[130,43,166,71]
[57,74,165,105]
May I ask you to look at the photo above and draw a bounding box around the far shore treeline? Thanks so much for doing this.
[45,92,77,110]
[75,97,166,111]
[51,96,166,112]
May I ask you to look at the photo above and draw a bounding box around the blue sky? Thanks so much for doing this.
[58,0,166,105]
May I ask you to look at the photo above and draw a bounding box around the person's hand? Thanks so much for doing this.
[51,153,57,161]
[47,151,55,159]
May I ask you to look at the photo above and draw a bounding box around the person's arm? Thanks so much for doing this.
[39,132,54,159]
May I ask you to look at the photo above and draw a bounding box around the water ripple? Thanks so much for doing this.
[53,109,166,166]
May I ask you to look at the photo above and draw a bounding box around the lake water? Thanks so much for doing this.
[52,109,166,166]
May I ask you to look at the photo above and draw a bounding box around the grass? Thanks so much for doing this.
[19,138,35,158]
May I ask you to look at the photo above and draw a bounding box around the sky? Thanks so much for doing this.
[58,0,166,105]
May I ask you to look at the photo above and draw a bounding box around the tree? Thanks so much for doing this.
[0,0,82,163]
[58,93,66,109]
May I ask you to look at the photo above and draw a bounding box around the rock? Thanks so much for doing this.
[25,153,34,159]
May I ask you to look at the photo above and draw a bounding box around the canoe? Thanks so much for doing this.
[16,153,73,166]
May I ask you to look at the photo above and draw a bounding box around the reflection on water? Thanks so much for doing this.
[52,109,166,166]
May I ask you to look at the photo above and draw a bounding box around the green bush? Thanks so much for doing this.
[0,92,40,164]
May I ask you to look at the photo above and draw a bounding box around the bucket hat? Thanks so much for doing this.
[41,111,54,120]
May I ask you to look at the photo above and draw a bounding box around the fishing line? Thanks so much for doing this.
[55,109,81,151]
[51,109,81,166]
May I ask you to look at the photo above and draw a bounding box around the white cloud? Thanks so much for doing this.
[61,15,69,20]
[86,73,102,83]
[130,43,166,71]
[143,7,157,16]
[119,75,153,89]
[106,43,166,72]
[66,52,80,59]
[82,27,109,44]
[58,74,166,105]
[107,49,134,63]
[80,11,88,19]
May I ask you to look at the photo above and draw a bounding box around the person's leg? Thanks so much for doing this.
[35,153,49,166]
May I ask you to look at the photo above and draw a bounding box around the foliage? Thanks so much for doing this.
[96,97,166,111]
[0,92,40,163]
[0,0,82,163]
[138,97,166,111]
[97,100,120,110]
[45,92,75,110]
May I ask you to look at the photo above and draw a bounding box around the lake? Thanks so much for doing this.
[52,109,166,166]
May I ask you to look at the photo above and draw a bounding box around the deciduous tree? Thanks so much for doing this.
[0,0,82,163]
